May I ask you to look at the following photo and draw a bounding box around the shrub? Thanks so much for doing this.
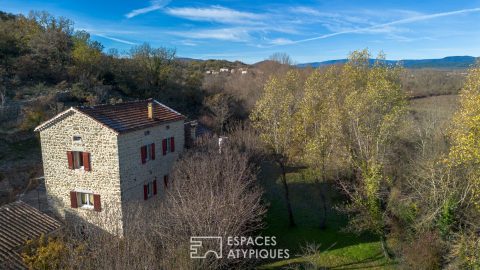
[402,231,444,270]
[21,234,67,270]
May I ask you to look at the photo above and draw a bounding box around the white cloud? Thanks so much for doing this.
[93,34,138,45]
[168,27,252,42]
[165,6,263,24]
[267,38,294,45]
[285,7,480,45]
[125,0,171,19]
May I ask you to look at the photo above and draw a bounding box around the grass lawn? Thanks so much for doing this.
[256,162,396,269]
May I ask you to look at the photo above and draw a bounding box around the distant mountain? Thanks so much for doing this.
[297,56,479,69]
[175,57,204,62]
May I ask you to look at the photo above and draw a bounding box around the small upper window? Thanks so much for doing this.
[144,130,150,136]
[73,136,82,142]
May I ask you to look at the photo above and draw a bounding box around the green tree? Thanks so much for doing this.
[71,31,103,84]
[337,50,407,258]
[250,70,302,227]
[130,43,176,94]
[445,66,480,268]
[296,67,340,229]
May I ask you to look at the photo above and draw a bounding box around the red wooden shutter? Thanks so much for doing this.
[93,194,101,212]
[141,146,147,164]
[151,143,155,160]
[153,180,157,195]
[170,137,175,152]
[70,191,78,208]
[67,151,74,169]
[162,139,167,155]
[143,185,148,200]
[164,175,169,189]
[83,152,91,171]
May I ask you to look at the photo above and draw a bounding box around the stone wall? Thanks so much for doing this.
[39,111,123,235]
[118,120,184,204]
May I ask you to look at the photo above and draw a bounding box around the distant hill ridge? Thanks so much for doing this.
[297,56,479,69]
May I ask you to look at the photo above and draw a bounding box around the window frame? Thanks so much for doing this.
[146,144,152,161]
[143,143,155,162]
[72,151,84,170]
[78,192,94,209]
[166,137,172,153]
[146,182,153,198]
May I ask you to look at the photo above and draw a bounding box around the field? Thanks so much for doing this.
[257,94,459,269]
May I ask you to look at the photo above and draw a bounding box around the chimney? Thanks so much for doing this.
[148,102,154,119]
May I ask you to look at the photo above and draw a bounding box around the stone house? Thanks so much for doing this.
[34,99,185,236]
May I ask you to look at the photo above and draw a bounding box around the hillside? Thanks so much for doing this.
[297,56,478,69]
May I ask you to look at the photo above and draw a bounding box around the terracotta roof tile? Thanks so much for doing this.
[76,99,185,133]
[0,201,62,269]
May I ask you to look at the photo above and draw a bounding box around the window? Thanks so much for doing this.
[144,130,150,136]
[70,191,101,211]
[73,136,82,142]
[164,175,169,189]
[141,143,155,164]
[146,144,153,161]
[144,180,157,200]
[79,192,94,208]
[166,138,172,152]
[162,137,175,155]
[146,182,153,198]
[67,151,91,171]
[73,151,84,169]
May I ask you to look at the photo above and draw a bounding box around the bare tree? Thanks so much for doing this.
[268,52,294,66]
[151,141,267,269]
[204,93,233,134]
[24,139,266,270]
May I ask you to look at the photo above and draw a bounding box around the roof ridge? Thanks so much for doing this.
[35,98,185,134]
[76,98,150,109]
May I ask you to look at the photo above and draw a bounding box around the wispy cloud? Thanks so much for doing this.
[125,0,171,19]
[283,7,480,45]
[168,27,252,42]
[165,6,263,24]
[266,38,295,46]
[93,34,138,45]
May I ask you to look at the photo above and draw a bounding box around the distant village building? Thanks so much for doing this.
[241,70,248,75]
[34,99,185,236]
[219,68,229,72]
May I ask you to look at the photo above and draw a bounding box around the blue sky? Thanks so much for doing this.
[2,0,480,63]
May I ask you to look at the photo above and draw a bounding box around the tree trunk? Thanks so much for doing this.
[380,234,393,259]
[279,162,295,227]
[318,184,327,230]
[318,162,328,230]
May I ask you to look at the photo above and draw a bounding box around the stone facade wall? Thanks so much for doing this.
[118,120,184,204]
[39,111,123,235]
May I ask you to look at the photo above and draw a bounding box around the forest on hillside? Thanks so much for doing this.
[1,10,479,270]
